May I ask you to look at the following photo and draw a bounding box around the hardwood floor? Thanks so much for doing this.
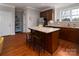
[53,40,79,56]
[0,33,79,56]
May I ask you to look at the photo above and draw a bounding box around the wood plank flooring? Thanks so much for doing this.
[0,33,79,56]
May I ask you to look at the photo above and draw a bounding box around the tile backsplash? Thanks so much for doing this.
[48,21,79,27]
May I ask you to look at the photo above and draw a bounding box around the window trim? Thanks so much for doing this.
[60,6,79,22]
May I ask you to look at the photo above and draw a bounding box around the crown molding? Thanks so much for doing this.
[25,6,40,11]
[40,7,54,12]
[0,3,15,8]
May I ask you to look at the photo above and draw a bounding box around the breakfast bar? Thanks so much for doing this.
[29,27,60,55]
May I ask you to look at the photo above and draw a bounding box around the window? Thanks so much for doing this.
[61,8,79,22]
[61,10,71,21]
[71,8,79,21]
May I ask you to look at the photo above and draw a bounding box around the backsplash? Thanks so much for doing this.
[48,21,79,27]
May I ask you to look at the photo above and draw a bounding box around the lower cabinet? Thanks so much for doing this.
[60,28,79,44]
[46,26,79,44]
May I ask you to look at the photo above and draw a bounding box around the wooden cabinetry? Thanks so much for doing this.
[60,28,79,44]
[40,9,55,21]
[30,29,59,54]
[46,26,79,44]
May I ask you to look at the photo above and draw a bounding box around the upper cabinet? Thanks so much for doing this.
[40,9,55,21]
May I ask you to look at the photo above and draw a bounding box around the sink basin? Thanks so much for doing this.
[74,27,79,28]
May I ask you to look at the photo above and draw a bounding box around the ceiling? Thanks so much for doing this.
[5,3,74,10]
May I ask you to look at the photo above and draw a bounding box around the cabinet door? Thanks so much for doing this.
[75,29,79,43]
[40,9,54,21]
[40,12,45,17]
[46,9,53,21]
[68,29,79,43]
[44,34,52,51]
[60,28,69,40]
[60,28,79,44]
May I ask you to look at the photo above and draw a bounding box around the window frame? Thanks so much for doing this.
[60,6,79,22]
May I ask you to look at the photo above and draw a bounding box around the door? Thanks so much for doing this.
[0,11,11,36]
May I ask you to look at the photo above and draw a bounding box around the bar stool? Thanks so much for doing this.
[26,32,45,56]
[26,33,36,51]
[26,33,32,48]
[31,34,42,55]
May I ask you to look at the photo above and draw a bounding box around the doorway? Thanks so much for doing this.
[15,8,23,33]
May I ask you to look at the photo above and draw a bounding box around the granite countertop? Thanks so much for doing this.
[29,26,60,33]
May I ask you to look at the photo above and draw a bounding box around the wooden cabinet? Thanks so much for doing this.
[46,26,79,44]
[30,29,59,54]
[60,28,79,44]
[40,9,55,21]
[60,28,69,40]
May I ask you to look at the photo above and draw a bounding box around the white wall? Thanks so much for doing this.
[0,4,15,36]
[23,7,40,32]
[55,7,61,22]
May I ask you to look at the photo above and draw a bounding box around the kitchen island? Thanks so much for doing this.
[29,27,60,55]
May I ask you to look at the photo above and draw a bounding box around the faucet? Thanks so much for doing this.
[67,23,70,27]
[73,24,76,27]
